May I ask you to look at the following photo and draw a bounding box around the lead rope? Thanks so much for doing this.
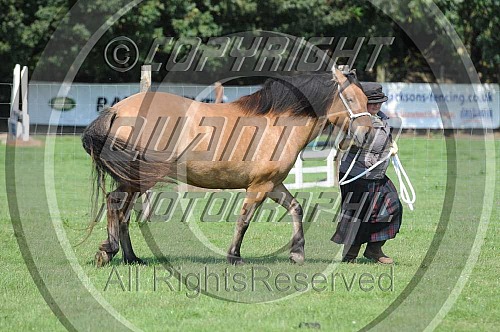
[338,149,391,185]
[391,154,416,210]
[338,149,416,210]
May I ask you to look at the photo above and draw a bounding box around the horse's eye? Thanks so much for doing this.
[347,98,353,103]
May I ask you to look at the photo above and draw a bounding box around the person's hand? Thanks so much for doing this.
[390,141,398,155]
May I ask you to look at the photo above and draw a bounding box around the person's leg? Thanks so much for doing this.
[333,175,370,250]
[364,240,393,264]
[362,179,402,264]
[342,243,361,262]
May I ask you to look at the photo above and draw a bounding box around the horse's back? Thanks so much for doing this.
[113,92,193,118]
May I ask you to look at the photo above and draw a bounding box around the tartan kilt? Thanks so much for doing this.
[332,174,403,245]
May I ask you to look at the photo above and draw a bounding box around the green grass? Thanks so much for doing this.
[0,135,498,331]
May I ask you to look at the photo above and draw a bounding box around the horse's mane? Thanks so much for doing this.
[235,73,338,118]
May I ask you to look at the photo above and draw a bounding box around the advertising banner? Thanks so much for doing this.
[28,82,499,128]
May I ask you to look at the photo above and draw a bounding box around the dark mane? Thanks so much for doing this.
[235,73,338,117]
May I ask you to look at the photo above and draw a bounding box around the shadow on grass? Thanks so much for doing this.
[84,254,401,267]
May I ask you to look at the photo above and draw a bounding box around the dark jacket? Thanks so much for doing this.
[339,111,392,180]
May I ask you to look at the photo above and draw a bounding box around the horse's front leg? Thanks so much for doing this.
[227,185,271,265]
[269,183,305,265]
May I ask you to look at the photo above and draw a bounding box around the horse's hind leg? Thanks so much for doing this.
[227,184,272,265]
[95,189,126,267]
[95,187,143,266]
[269,183,305,265]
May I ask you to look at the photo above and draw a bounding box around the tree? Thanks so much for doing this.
[0,0,496,84]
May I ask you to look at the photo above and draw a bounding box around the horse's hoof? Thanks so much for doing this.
[227,256,245,265]
[124,257,146,265]
[95,250,110,267]
[289,253,305,265]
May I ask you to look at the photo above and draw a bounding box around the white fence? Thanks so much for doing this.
[8,64,30,141]
[287,148,337,190]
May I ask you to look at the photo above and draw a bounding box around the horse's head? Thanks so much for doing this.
[327,68,373,147]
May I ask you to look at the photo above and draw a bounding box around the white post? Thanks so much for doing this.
[214,81,224,103]
[21,66,29,141]
[140,65,151,93]
[8,64,30,141]
[140,64,152,219]
[326,148,336,186]
[295,153,304,188]
[9,64,21,139]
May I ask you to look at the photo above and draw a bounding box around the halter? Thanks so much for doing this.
[336,78,372,137]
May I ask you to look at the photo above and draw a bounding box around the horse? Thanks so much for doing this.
[82,68,372,267]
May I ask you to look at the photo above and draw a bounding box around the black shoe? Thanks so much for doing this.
[342,244,361,263]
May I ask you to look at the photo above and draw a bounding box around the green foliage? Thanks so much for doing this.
[437,0,499,82]
[0,0,67,76]
[0,0,496,84]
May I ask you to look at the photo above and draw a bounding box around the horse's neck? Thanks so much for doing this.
[305,117,329,145]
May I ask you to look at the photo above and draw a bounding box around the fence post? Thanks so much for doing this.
[214,81,224,103]
[294,153,304,188]
[140,65,151,93]
[8,64,30,141]
[326,148,335,186]
[8,64,21,140]
[140,64,152,219]
[21,66,29,141]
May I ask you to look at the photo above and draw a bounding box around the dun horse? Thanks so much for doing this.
[82,69,372,267]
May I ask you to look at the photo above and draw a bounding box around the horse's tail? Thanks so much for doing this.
[77,109,118,245]
[81,108,117,182]
[78,108,174,245]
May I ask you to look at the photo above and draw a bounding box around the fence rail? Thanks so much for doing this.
[287,148,336,190]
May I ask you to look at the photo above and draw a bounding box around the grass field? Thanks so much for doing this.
[0,134,498,331]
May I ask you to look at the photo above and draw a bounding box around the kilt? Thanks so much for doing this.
[331,173,403,245]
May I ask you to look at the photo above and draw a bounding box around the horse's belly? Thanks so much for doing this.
[175,161,288,190]
[182,161,250,189]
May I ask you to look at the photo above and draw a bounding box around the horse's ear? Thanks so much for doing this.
[331,67,339,83]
